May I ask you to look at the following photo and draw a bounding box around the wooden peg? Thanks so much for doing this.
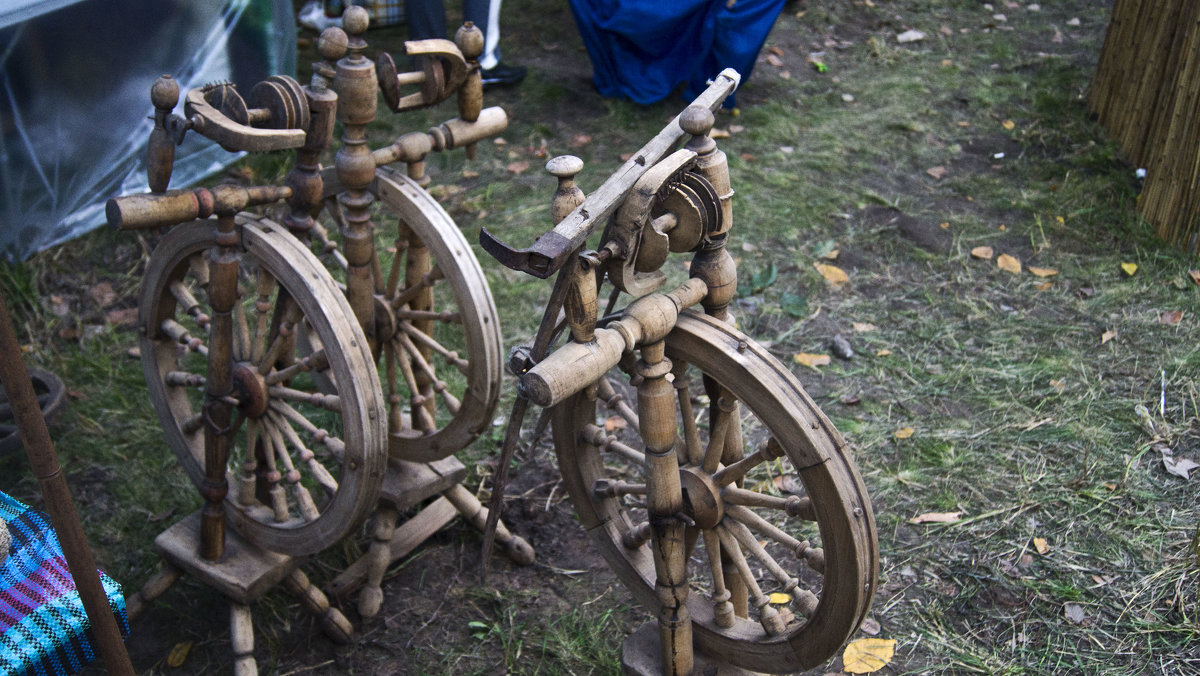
[454,22,484,159]
[147,75,179,193]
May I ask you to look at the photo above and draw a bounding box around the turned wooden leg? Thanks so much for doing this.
[359,506,399,618]
[443,483,536,565]
[124,562,182,621]
[230,603,257,676]
[284,568,353,644]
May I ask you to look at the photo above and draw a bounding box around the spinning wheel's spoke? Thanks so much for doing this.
[250,268,276,364]
[623,521,653,549]
[257,294,302,375]
[394,331,460,414]
[267,385,341,413]
[724,519,809,610]
[591,480,646,499]
[724,504,825,573]
[168,280,210,332]
[701,395,737,474]
[310,219,348,269]
[238,418,261,506]
[253,417,290,523]
[382,341,406,432]
[722,487,816,521]
[714,524,790,636]
[233,294,252,361]
[392,308,461,323]
[264,417,320,521]
[398,321,468,374]
[712,438,785,487]
[389,264,444,311]
[160,319,208,356]
[263,349,329,386]
[164,371,205,389]
[702,529,736,628]
[270,411,339,495]
[597,377,639,431]
[389,337,435,432]
[269,399,346,460]
[385,233,407,298]
[181,413,204,435]
[672,361,704,466]
[580,423,646,467]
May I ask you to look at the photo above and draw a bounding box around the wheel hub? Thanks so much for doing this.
[373,294,398,343]
[231,362,269,418]
[679,466,724,529]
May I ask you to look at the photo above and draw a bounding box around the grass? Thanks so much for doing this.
[4,0,1200,673]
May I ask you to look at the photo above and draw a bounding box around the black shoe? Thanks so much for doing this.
[481,62,526,88]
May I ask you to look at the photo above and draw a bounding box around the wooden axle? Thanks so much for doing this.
[107,184,292,230]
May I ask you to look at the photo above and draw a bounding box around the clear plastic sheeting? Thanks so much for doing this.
[0,0,297,261]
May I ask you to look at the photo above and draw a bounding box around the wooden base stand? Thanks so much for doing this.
[328,455,535,617]
[125,511,351,676]
[621,623,767,676]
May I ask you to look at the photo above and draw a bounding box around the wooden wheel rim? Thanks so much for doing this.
[139,216,386,555]
[320,167,502,462]
[553,312,878,673]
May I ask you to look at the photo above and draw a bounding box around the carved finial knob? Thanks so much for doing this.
[679,105,715,138]
[151,75,179,111]
[342,5,370,36]
[455,22,485,61]
[318,27,349,62]
[546,155,583,180]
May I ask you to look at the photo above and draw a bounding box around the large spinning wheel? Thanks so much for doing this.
[316,166,503,463]
[553,312,878,674]
[138,214,387,556]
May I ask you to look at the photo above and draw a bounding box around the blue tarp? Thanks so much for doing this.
[567,0,786,107]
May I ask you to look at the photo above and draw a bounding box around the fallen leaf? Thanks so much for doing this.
[814,263,850,286]
[956,121,971,127]
[1189,270,1200,285]
[842,637,896,673]
[740,152,757,162]
[773,474,803,494]
[1033,537,1050,555]
[781,292,808,318]
[823,249,840,260]
[570,133,592,147]
[710,127,731,139]
[893,427,915,440]
[926,165,948,179]
[766,53,784,67]
[876,349,892,356]
[793,352,832,369]
[769,592,791,604]
[1067,17,1081,26]
[859,617,882,635]
[167,641,193,668]
[970,246,994,260]
[506,160,530,174]
[729,124,746,134]
[1100,329,1117,345]
[1035,281,1053,291]
[1049,379,1065,391]
[1091,574,1116,587]
[939,25,953,36]
[840,393,861,405]
[604,416,628,432]
[768,45,783,56]
[492,137,508,146]
[908,511,961,524]
[896,29,926,43]
[940,221,950,229]
[1002,119,1016,131]
[105,307,139,326]
[997,253,1022,274]
[1121,262,1138,276]
[1163,454,1199,480]
[852,322,879,333]
[1160,310,1183,325]
[1064,603,1086,624]
[88,281,117,308]
[461,169,480,179]
[1029,266,1058,277]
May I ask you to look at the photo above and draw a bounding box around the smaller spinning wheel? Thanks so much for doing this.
[137,214,386,556]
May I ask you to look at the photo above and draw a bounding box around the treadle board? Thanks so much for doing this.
[380,456,467,511]
[153,511,299,605]
[621,623,766,676]
[327,495,458,600]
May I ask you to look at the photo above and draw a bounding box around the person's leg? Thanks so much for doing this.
[406,0,446,40]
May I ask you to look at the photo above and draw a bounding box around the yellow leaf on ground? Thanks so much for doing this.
[1161,310,1183,325]
[1002,119,1016,130]
[506,160,530,174]
[1029,266,1058,277]
[876,348,892,356]
[893,427,915,439]
[1121,262,1138,276]
[769,592,791,604]
[908,511,962,524]
[852,322,879,332]
[1190,270,1200,285]
[167,642,193,668]
[997,253,1022,274]
[1049,379,1066,391]
[794,352,832,369]
[970,246,994,260]
[1100,329,1117,344]
[814,263,850,285]
[1033,537,1050,554]
[823,248,841,260]
[1035,281,1053,291]
[843,637,897,674]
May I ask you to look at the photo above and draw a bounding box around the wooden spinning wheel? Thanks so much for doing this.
[315,166,502,463]
[553,312,877,673]
[138,214,386,556]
